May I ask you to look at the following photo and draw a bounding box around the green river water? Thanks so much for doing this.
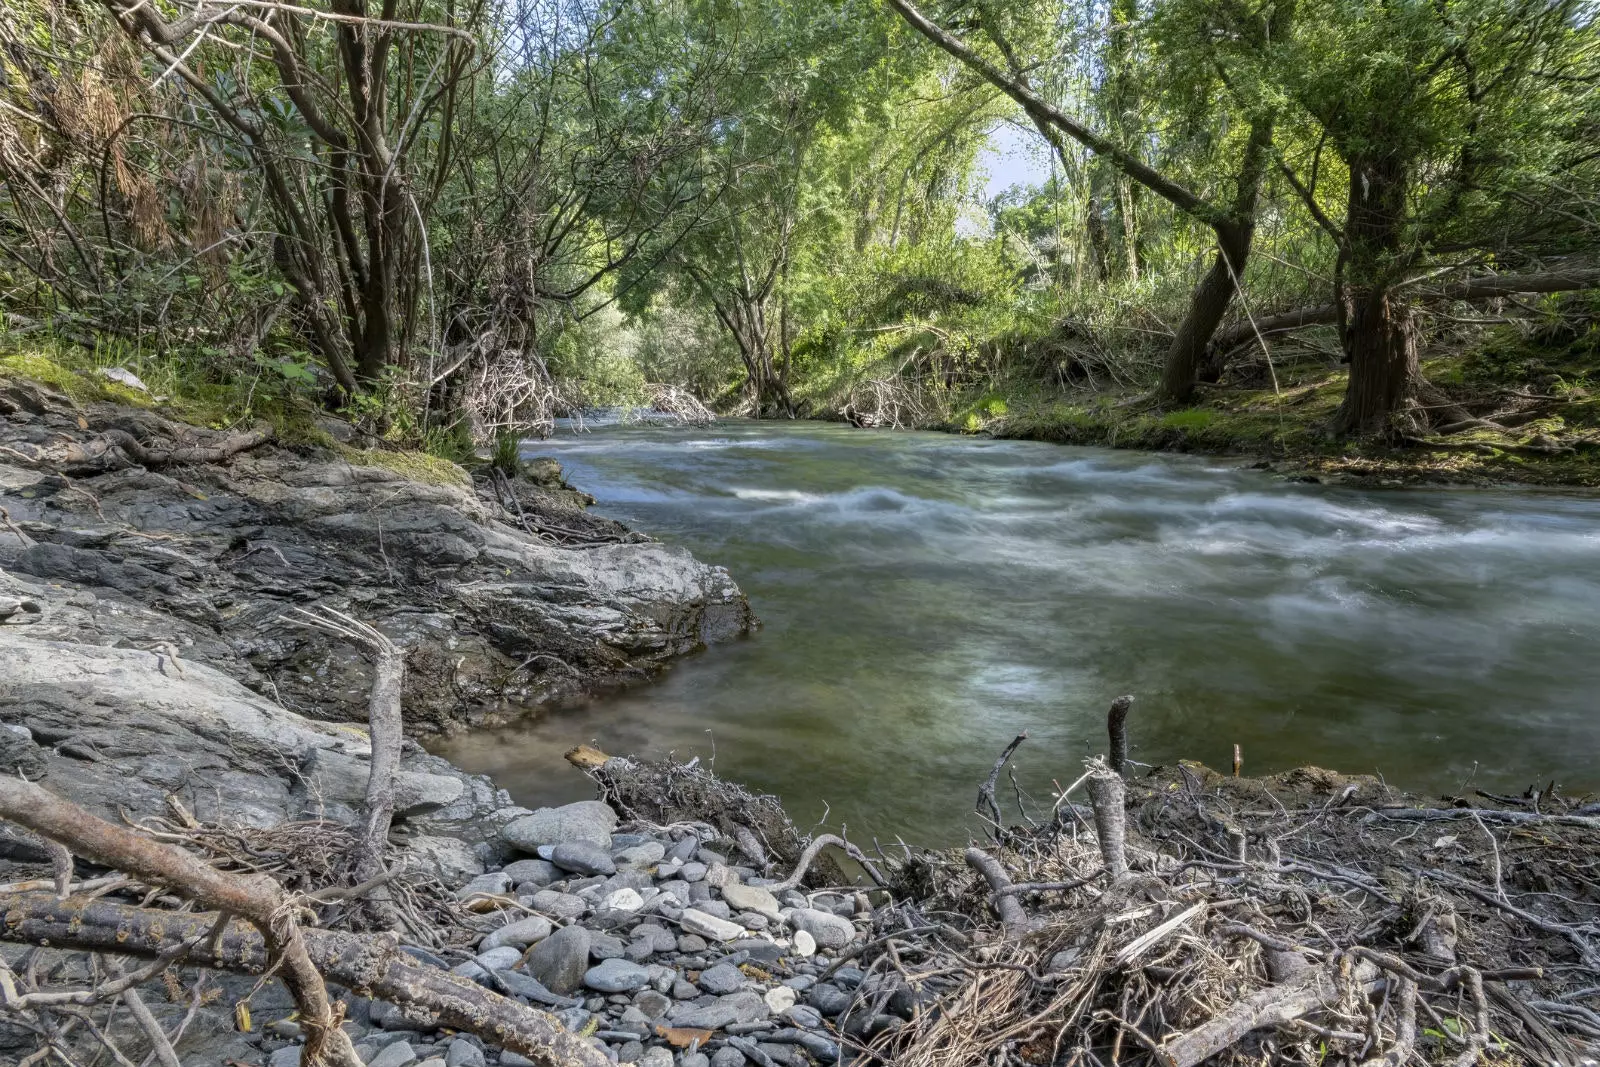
[434,421,1600,844]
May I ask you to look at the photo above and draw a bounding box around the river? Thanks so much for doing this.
[434,421,1600,844]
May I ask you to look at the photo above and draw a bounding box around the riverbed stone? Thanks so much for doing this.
[589,932,626,960]
[524,925,590,994]
[584,958,651,993]
[445,1039,486,1067]
[472,946,525,972]
[680,908,744,942]
[455,871,511,901]
[709,1047,745,1067]
[697,962,747,995]
[481,915,552,951]
[501,802,618,852]
[806,984,851,1017]
[679,862,708,883]
[764,986,797,1014]
[789,908,854,949]
[368,1043,418,1067]
[722,881,781,919]
[614,841,665,868]
[550,841,616,876]
[791,929,816,957]
[671,991,768,1029]
[268,1048,301,1067]
[503,859,560,886]
[639,1048,673,1067]
[601,888,645,912]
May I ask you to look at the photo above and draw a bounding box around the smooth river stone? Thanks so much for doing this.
[680,908,745,942]
[584,958,651,993]
[789,908,855,949]
[722,881,781,919]
[500,801,618,851]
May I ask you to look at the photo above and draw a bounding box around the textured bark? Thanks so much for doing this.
[1087,767,1130,880]
[0,892,610,1067]
[1106,695,1134,777]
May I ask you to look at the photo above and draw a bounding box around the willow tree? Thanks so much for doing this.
[885,0,1294,405]
[1276,0,1600,435]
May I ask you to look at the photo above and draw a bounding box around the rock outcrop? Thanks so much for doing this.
[0,376,754,734]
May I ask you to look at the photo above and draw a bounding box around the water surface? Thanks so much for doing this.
[434,422,1600,843]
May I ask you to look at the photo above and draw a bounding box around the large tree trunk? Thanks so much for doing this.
[1332,150,1419,436]
[1333,292,1419,435]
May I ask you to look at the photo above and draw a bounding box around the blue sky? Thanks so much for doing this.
[977,121,1054,201]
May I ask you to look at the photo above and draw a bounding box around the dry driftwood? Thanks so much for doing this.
[1154,959,1383,1067]
[0,891,608,1067]
[286,606,406,891]
[0,776,364,1067]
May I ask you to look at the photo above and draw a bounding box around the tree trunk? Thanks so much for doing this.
[1158,222,1252,403]
[1331,149,1419,436]
[1333,291,1419,435]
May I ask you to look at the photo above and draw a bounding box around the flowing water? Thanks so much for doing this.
[434,421,1600,844]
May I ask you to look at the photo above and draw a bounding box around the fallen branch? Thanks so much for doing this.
[976,732,1028,840]
[1154,959,1381,1067]
[963,848,1032,938]
[1087,759,1130,880]
[0,777,361,1067]
[0,891,608,1067]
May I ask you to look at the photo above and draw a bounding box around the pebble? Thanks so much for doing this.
[678,862,708,883]
[788,908,855,950]
[671,991,769,1029]
[416,1060,447,1067]
[617,1040,645,1063]
[368,1042,418,1067]
[445,1039,486,1067]
[677,934,708,953]
[500,1053,536,1067]
[502,858,560,886]
[480,915,552,952]
[710,1048,745,1067]
[695,899,732,919]
[551,841,617,876]
[268,1048,301,1067]
[634,923,676,952]
[640,1049,674,1067]
[455,872,511,900]
[472,946,524,972]
[764,986,797,1014]
[601,888,644,912]
[806,984,851,1016]
[791,930,816,957]
[529,890,588,920]
[584,958,652,993]
[681,1055,710,1067]
[589,932,626,960]
[524,926,591,994]
[784,1004,824,1029]
[705,862,734,888]
[697,962,747,995]
[680,908,745,942]
[614,841,666,868]
[633,989,671,1018]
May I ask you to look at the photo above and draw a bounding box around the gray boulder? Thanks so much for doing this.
[549,841,617,876]
[523,925,590,994]
[501,801,618,852]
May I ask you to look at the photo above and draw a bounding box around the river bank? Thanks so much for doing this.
[889,333,1600,488]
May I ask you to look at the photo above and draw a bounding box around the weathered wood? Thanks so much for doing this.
[0,891,608,1067]
[0,776,361,1067]
[1087,762,1130,880]
[1106,695,1134,776]
[1154,959,1381,1067]
[963,848,1032,938]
